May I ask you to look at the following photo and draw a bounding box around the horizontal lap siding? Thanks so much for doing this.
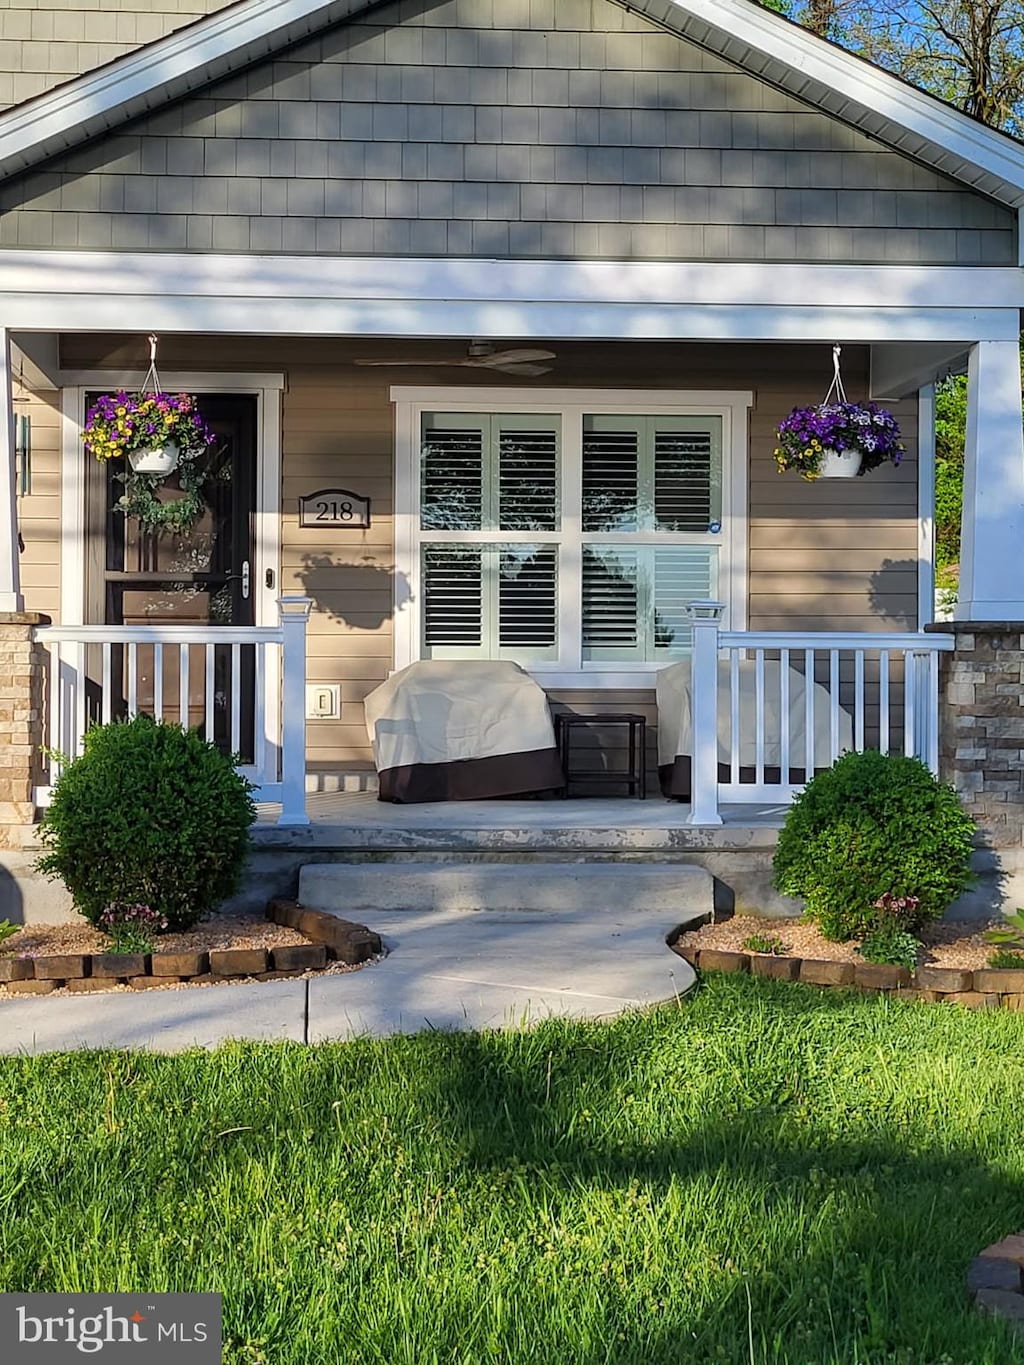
[56,336,920,772]
[15,390,61,621]
[0,0,1013,262]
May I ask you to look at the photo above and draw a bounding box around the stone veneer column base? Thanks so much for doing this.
[927,621,1024,912]
[0,612,49,849]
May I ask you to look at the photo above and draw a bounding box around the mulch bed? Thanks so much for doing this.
[0,901,383,998]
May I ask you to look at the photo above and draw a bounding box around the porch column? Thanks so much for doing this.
[957,339,1024,621]
[0,327,22,613]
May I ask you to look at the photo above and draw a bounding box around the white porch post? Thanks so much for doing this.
[277,595,311,828]
[0,327,22,613]
[685,601,725,827]
[957,339,1024,620]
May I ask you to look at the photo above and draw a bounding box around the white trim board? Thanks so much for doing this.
[0,254,1019,344]
[391,386,751,685]
[3,254,1023,308]
[0,0,1022,208]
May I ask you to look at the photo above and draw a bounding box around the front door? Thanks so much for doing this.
[88,393,258,756]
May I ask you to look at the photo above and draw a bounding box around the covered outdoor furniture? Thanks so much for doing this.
[364,660,564,802]
[656,658,854,799]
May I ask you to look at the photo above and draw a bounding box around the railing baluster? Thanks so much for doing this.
[804,647,815,776]
[73,643,86,756]
[879,650,890,755]
[153,642,163,721]
[903,649,916,757]
[854,649,865,751]
[204,643,215,743]
[829,648,840,761]
[48,640,60,785]
[754,647,765,785]
[101,642,112,725]
[779,647,790,783]
[179,643,190,728]
[127,641,137,718]
[254,640,267,784]
[230,642,241,755]
[729,648,740,785]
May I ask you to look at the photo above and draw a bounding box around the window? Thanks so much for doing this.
[396,389,749,683]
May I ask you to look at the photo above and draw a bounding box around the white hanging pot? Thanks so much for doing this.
[128,442,180,476]
[818,447,862,479]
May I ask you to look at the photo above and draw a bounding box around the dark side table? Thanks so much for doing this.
[553,712,647,799]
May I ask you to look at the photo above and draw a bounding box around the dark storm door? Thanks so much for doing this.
[90,394,258,758]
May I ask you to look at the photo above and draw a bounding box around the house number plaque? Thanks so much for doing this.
[298,488,371,529]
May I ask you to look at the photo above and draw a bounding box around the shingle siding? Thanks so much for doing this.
[0,0,1014,262]
[0,2,238,109]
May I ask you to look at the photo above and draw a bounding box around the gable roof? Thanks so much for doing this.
[0,0,1022,208]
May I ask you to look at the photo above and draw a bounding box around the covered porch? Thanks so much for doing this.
[0,255,1021,843]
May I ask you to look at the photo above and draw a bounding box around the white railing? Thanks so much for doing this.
[32,596,312,827]
[685,602,955,825]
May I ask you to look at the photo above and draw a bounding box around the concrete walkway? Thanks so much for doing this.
[0,905,701,1054]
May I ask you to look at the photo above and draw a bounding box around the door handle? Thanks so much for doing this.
[240,560,250,600]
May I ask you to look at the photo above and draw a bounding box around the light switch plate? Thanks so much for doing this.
[306,684,341,720]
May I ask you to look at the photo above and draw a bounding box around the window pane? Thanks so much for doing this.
[499,546,557,648]
[498,424,559,531]
[654,424,720,531]
[422,543,557,661]
[582,545,717,661]
[422,545,483,651]
[582,425,639,531]
[651,546,717,657]
[582,547,639,655]
[582,415,722,532]
[421,422,484,530]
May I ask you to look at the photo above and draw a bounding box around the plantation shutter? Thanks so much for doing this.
[420,413,560,661]
[582,546,717,661]
[582,416,721,532]
[422,546,484,651]
[497,419,559,531]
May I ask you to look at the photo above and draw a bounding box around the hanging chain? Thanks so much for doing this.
[821,343,848,407]
[140,333,162,397]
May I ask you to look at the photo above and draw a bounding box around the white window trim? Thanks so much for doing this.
[61,370,284,630]
[392,385,751,688]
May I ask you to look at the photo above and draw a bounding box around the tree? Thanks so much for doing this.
[786,1,1024,134]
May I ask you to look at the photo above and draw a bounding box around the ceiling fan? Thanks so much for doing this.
[353,341,556,377]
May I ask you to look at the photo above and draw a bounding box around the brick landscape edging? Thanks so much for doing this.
[968,1234,1024,1333]
[0,901,383,996]
[670,941,1024,1009]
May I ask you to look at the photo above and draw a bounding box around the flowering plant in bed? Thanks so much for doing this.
[773,401,905,480]
[82,388,217,534]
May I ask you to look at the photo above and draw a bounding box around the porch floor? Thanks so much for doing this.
[252,793,786,850]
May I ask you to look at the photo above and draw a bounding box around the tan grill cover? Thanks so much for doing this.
[657,659,853,771]
[364,660,563,801]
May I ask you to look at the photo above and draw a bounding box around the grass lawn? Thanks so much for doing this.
[3,975,1024,1364]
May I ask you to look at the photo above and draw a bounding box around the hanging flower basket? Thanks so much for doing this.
[80,337,217,534]
[127,441,180,476]
[773,346,905,481]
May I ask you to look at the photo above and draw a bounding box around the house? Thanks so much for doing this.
[0,0,1022,913]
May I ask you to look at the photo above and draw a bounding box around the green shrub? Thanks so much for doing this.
[773,750,975,942]
[37,715,255,932]
[0,919,17,949]
[741,932,787,956]
[987,949,1024,970]
[858,927,921,971]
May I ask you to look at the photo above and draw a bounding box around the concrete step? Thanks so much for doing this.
[297,860,714,917]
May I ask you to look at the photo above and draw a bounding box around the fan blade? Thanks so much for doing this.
[475,348,556,365]
[490,362,553,377]
[352,358,474,367]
